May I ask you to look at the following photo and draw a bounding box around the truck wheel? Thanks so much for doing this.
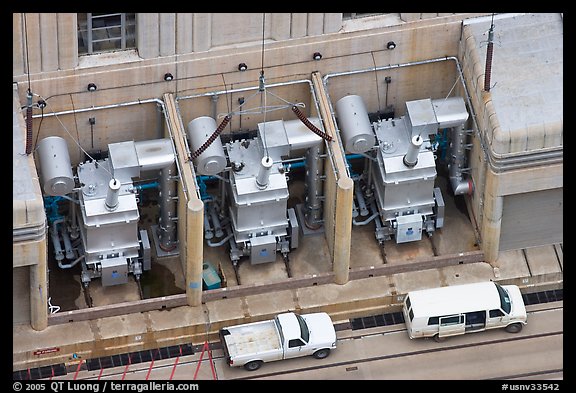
[433,334,446,343]
[505,323,523,333]
[244,360,263,371]
[313,349,330,359]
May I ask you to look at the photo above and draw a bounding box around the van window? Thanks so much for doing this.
[495,283,512,314]
[405,296,411,310]
[440,315,463,326]
[489,309,504,318]
[409,308,414,321]
[428,317,439,325]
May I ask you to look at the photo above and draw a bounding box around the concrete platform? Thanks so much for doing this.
[13,170,563,371]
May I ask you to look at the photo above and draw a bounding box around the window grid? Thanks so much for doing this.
[78,13,135,55]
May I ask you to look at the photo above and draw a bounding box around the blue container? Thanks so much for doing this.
[202,261,221,290]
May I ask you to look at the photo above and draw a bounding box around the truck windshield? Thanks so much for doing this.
[295,314,310,343]
[495,283,512,314]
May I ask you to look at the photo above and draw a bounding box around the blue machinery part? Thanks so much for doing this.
[135,181,159,191]
[43,196,64,224]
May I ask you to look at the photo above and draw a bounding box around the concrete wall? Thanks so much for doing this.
[458,14,563,262]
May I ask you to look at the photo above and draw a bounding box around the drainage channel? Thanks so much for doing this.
[13,288,563,379]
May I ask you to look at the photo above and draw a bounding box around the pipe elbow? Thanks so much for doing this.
[451,177,474,196]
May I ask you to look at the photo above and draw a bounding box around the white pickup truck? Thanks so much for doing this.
[219,311,337,371]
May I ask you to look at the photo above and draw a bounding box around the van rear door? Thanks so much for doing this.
[438,314,465,338]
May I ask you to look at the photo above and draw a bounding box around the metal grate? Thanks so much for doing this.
[522,289,563,306]
[350,289,563,331]
[85,343,194,371]
[13,343,194,380]
[13,364,67,380]
[351,311,405,330]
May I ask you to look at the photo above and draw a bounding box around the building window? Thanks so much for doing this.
[78,13,136,55]
[342,13,387,20]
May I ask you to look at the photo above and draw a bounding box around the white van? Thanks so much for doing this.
[402,281,527,342]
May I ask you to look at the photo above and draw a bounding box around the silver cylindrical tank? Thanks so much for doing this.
[403,135,423,167]
[334,95,375,154]
[36,136,75,196]
[187,116,227,175]
[256,156,273,189]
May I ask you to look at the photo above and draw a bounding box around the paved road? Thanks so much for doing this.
[49,302,562,381]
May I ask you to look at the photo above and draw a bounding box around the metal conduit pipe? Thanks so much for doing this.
[158,162,178,251]
[209,203,224,238]
[353,211,379,226]
[133,138,179,251]
[304,143,324,229]
[60,224,75,260]
[352,199,359,218]
[58,254,85,270]
[207,232,234,247]
[204,212,214,240]
[354,183,369,216]
[50,219,65,261]
[450,125,474,195]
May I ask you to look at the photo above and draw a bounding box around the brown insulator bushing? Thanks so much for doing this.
[25,105,33,155]
[484,41,494,92]
[291,105,333,142]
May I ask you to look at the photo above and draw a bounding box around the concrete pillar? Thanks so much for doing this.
[40,13,58,72]
[159,13,176,57]
[291,13,308,38]
[323,13,343,34]
[22,13,42,74]
[137,13,160,59]
[481,172,503,265]
[186,198,204,307]
[307,13,324,36]
[192,13,212,52]
[176,13,193,55]
[400,13,422,23]
[29,240,48,331]
[333,177,353,284]
[57,13,78,70]
[271,13,290,41]
[13,13,24,76]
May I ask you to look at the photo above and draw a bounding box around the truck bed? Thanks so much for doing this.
[221,320,282,359]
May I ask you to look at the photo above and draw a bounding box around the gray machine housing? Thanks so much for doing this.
[336,95,470,244]
[37,136,177,288]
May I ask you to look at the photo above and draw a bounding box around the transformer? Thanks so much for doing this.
[188,116,325,267]
[37,136,177,295]
[335,95,470,245]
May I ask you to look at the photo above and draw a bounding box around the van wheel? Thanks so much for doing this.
[433,334,446,343]
[505,323,523,333]
[244,360,263,371]
[313,349,330,359]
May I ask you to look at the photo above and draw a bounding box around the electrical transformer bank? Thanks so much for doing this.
[36,136,178,304]
[335,95,472,246]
